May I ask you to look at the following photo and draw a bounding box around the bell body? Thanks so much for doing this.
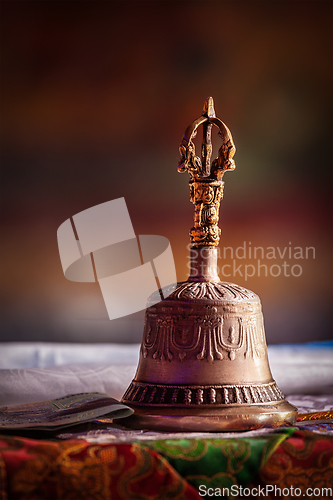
[122,250,297,431]
[122,99,297,430]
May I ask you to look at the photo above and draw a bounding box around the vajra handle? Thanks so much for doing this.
[178,97,236,248]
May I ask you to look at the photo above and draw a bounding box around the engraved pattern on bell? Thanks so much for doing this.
[122,380,285,407]
[139,301,267,364]
[172,281,259,302]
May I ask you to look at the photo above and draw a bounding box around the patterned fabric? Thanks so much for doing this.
[297,410,333,421]
[144,429,294,492]
[0,435,199,500]
[251,430,333,499]
[0,428,332,499]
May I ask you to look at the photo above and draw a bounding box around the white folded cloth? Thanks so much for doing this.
[0,343,140,369]
[266,342,333,396]
[0,342,332,406]
[0,343,140,405]
[0,364,137,405]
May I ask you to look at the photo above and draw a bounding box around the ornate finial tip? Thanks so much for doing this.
[178,98,237,248]
[178,98,236,183]
[203,97,215,118]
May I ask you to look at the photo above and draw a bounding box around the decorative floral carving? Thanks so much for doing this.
[142,304,265,363]
[244,317,265,359]
[196,316,223,362]
[171,281,258,302]
[152,316,174,361]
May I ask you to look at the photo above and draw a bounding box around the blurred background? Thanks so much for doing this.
[1,0,332,344]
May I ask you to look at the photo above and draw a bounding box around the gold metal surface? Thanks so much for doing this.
[121,98,297,431]
[121,402,297,432]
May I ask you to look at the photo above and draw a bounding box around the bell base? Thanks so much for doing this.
[121,401,297,432]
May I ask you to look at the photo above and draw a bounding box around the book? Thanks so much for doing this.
[0,392,133,431]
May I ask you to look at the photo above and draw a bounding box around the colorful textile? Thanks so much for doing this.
[297,410,333,421]
[251,429,333,498]
[0,428,332,499]
[0,435,200,500]
[144,429,294,492]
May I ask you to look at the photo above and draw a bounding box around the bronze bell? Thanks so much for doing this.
[122,98,297,431]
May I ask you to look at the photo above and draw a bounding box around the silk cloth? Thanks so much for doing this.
[1,426,332,499]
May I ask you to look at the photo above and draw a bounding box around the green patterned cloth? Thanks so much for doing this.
[143,428,296,492]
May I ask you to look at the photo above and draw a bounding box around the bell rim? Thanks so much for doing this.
[120,400,298,432]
